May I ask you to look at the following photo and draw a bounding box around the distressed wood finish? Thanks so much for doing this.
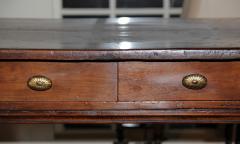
[1,18,240,50]
[1,18,240,61]
[1,49,240,61]
[1,109,240,124]
[119,62,240,101]
[0,62,117,101]
[1,113,240,124]
[1,18,240,123]
[1,101,240,110]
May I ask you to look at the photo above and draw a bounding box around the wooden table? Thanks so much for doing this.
[0,18,240,125]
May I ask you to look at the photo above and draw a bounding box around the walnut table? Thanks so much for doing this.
[0,18,240,124]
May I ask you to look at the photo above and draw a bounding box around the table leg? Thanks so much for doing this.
[225,124,233,144]
[114,124,127,144]
[235,125,240,144]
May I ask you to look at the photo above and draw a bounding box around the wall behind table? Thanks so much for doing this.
[183,0,240,18]
[0,0,61,19]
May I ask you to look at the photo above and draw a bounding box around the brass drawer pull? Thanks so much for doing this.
[27,75,52,91]
[182,74,207,90]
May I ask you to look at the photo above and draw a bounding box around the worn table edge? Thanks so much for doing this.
[1,48,240,60]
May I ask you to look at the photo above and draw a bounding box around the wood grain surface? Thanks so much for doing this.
[119,62,240,101]
[0,62,117,101]
[1,110,240,124]
[1,49,240,61]
[1,18,240,50]
[1,18,240,123]
[0,101,240,110]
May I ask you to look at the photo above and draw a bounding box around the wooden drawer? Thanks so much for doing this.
[119,62,240,101]
[0,62,117,101]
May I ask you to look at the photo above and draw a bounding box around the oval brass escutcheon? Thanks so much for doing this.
[27,75,52,91]
[182,74,207,90]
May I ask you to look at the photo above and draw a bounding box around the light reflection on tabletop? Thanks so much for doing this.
[0,17,240,50]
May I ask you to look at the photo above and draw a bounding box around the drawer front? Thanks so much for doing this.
[119,62,240,101]
[0,62,117,101]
